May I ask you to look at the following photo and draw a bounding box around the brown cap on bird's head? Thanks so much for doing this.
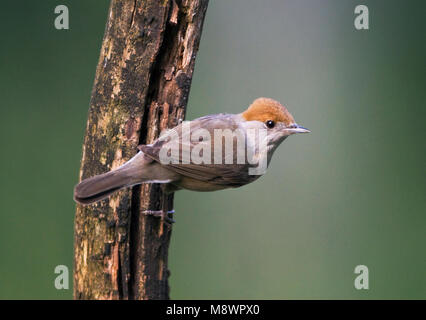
[242,97,296,127]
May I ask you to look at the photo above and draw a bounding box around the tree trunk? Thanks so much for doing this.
[73,0,209,300]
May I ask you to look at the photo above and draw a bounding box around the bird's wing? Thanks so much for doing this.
[138,114,257,186]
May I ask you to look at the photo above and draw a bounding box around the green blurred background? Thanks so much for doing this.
[0,0,424,299]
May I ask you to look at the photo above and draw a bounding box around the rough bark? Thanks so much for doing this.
[74,0,209,300]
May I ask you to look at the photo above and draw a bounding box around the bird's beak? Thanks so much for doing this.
[285,125,311,134]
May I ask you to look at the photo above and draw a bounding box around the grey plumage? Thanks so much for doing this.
[74,98,309,205]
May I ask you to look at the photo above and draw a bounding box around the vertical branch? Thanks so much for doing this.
[74,0,209,300]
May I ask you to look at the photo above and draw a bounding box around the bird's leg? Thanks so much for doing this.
[143,209,175,224]
[141,184,175,225]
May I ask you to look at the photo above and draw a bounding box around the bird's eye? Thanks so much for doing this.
[265,120,275,128]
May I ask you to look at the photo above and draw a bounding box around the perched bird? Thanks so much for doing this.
[74,98,309,221]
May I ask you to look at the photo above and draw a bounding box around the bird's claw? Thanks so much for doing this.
[142,209,176,224]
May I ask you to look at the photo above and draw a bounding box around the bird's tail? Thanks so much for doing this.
[74,152,146,205]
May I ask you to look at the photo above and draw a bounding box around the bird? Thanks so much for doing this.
[74,97,310,222]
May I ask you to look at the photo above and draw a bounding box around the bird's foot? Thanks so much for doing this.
[142,209,175,225]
